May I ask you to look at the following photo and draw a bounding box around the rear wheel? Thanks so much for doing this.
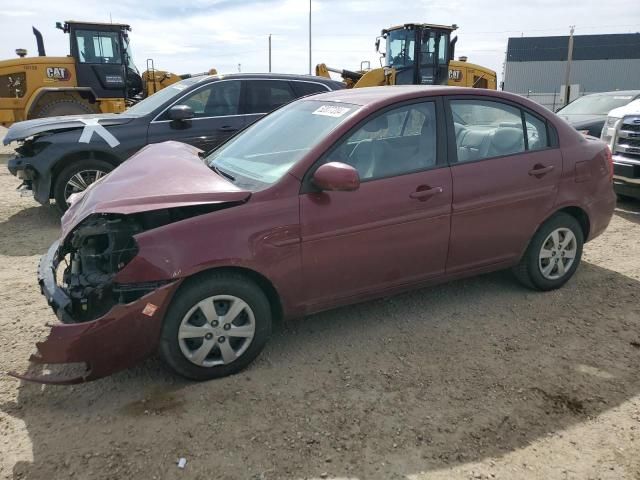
[31,95,98,118]
[159,272,272,381]
[53,160,113,211]
[513,212,584,291]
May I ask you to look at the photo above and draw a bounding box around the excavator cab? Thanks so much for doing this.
[379,23,457,86]
[59,21,143,100]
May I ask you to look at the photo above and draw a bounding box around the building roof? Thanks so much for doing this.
[506,33,640,62]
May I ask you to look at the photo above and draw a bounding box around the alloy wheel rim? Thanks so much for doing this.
[538,228,577,280]
[63,169,108,203]
[178,295,256,367]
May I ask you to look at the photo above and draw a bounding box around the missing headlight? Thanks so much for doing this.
[61,214,142,321]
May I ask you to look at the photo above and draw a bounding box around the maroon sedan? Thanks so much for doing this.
[18,86,615,383]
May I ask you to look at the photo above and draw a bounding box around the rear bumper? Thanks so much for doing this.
[9,241,181,384]
[585,188,616,242]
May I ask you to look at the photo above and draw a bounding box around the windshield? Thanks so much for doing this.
[125,77,204,116]
[387,29,415,69]
[207,100,360,188]
[558,94,636,116]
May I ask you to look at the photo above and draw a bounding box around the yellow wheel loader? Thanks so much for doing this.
[0,21,216,126]
[316,23,496,90]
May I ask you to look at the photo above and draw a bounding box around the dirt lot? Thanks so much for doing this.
[0,133,639,479]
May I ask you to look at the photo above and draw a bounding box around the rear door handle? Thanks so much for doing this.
[528,164,555,177]
[409,186,443,200]
[218,125,238,132]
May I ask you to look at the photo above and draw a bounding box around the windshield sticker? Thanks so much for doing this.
[78,118,120,148]
[613,96,633,100]
[312,105,351,117]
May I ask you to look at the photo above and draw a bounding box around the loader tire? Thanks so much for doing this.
[31,96,98,119]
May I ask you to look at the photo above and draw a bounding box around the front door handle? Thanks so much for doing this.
[528,164,555,177]
[409,186,443,200]
[218,125,238,132]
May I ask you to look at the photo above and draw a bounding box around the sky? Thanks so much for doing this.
[0,0,639,83]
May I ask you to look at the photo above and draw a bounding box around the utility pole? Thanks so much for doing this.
[268,34,272,72]
[238,63,241,73]
[308,0,312,74]
[563,25,575,106]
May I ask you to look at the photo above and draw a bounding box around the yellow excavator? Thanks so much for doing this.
[316,23,496,90]
[0,21,216,126]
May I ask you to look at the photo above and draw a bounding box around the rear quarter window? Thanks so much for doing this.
[291,81,330,98]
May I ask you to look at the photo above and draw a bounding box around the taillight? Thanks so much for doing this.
[605,146,613,181]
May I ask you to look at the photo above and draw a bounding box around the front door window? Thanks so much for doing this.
[178,81,241,118]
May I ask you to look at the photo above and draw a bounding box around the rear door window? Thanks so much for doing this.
[244,80,296,114]
[450,99,525,162]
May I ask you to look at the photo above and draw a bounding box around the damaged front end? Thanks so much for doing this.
[10,141,252,384]
[11,213,183,384]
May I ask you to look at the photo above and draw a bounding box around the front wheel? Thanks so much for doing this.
[513,212,584,291]
[53,160,113,212]
[159,272,272,381]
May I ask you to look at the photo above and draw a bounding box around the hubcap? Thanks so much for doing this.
[177,295,255,367]
[63,169,108,203]
[538,228,577,280]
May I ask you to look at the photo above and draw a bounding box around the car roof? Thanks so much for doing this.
[306,85,528,108]
[199,72,344,88]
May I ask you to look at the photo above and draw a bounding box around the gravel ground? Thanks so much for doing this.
[0,133,639,479]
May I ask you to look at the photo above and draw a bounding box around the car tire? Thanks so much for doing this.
[32,97,99,118]
[159,272,272,381]
[53,160,114,212]
[513,212,584,291]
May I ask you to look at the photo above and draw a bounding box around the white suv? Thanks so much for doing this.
[602,99,640,199]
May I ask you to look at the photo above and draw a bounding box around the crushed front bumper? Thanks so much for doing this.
[9,241,181,384]
[7,155,51,205]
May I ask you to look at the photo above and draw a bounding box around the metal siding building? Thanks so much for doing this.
[503,33,640,109]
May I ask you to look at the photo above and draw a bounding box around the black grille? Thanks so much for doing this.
[621,123,640,133]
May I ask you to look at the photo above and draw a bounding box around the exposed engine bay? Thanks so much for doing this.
[57,204,233,323]
[60,214,143,322]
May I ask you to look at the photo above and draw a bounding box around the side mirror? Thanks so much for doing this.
[168,105,194,121]
[312,162,360,192]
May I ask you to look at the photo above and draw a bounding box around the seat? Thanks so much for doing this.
[486,127,525,157]
[370,110,437,178]
[417,119,436,167]
[347,140,376,179]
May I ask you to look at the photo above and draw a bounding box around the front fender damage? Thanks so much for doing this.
[10,282,181,384]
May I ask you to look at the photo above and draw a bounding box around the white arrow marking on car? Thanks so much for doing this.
[78,118,120,148]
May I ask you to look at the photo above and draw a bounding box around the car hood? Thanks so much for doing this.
[60,141,251,240]
[609,99,640,118]
[3,113,136,145]
[557,113,605,126]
